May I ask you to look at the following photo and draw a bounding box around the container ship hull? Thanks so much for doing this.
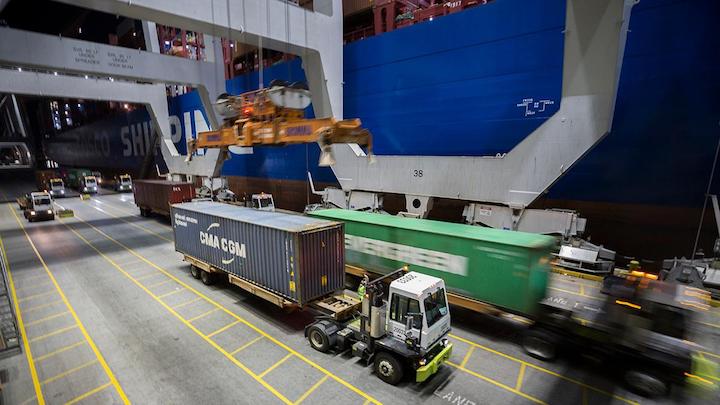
[43,0,720,261]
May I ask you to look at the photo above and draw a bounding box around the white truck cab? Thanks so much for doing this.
[116,174,132,192]
[251,193,275,211]
[81,175,98,194]
[48,178,66,198]
[24,192,55,222]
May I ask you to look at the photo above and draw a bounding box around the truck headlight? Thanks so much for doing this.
[60,190,64,194]
[30,210,36,215]
[47,210,53,214]
[418,358,427,366]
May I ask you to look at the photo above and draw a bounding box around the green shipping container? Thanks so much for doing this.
[308,209,556,316]
[66,168,93,188]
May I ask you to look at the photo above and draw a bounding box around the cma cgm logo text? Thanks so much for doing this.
[200,223,247,264]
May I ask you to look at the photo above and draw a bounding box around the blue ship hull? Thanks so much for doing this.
[44,0,720,261]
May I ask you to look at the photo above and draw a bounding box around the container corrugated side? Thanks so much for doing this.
[171,203,344,305]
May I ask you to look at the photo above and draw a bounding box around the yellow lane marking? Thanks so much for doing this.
[146,279,173,289]
[64,381,112,405]
[259,353,294,378]
[450,334,638,405]
[157,288,184,299]
[231,336,264,356]
[173,296,201,308]
[515,363,526,391]
[61,220,295,405]
[18,290,56,303]
[29,325,78,343]
[550,267,604,282]
[41,359,97,385]
[135,272,160,281]
[447,361,547,405]
[698,320,720,329]
[13,272,50,284]
[90,203,172,242]
[15,280,53,293]
[548,287,601,301]
[34,340,87,362]
[579,284,586,296]
[207,320,241,338]
[24,311,71,327]
[582,387,589,405]
[460,346,474,368]
[8,205,130,404]
[23,299,64,314]
[188,307,220,322]
[68,209,382,405]
[0,229,45,405]
[294,375,328,405]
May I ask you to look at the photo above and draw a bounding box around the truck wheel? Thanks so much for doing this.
[522,329,558,361]
[200,270,215,286]
[307,324,331,353]
[190,265,201,279]
[374,352,404,385]
[624,370,669,397]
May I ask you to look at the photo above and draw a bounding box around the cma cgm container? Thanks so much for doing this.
[133,179,195,217]
[171,202,344,306]
[308,209,556,316]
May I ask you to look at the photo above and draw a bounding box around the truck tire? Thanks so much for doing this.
[624,370,669,398]
[307,323,331,353]
[522,329,558,361]
[190,265,201,279]
[374,352,404,385]
[200,270,215,286]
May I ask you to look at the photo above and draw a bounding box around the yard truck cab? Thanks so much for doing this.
[306,269,453,385]
[23,192,54,222]
[48,178,66,198]
[80,175,98,194]
[525,271,718,397]
[115,174,132,192]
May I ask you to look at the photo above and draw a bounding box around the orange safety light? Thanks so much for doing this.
[615,300,641,310]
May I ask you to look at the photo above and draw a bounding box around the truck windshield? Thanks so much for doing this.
[50,180,63,187]
[86,177,96,186]
[120,175,131,184]
[258,198,272,208]
[424,288,448,327]
[35,197,51,206]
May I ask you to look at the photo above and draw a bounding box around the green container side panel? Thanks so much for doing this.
[309,209,555,316]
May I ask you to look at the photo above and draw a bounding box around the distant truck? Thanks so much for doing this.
[66,168,98,194]
[35,169,66,198]
[22,192,55,222]
[132,179,195,217]
[307,209,718,397]
[103,174,133,192]
[171,201,453,385]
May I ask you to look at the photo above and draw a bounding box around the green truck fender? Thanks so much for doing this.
[686,352,719,395]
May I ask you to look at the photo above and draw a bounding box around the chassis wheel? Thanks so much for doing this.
[522,329,558,361]
[374,352,404,385]
[190,265,201,279]
[200,270,215,285]
[624,370,669,398]
[307,324,331,353]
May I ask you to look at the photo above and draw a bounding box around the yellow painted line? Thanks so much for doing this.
[173,296,201,309]
[34,340,86,362]
[188,307,220,322]
[64,382,112,405]
[698,320,720,329]
[447,361,547,405]
[701,351,720,360]
[579,284,585,296]
[450,334,638,405]
[13,272,50,284]
[69,210,382,405]
[550,267,604,282]
[8,205,130,404]
[18,395,37,405]
[259,353,294,378]
[294,375,328,405]
[207,320,241,338]
[135,272,160,281]
[548,287,602,301]
[157,288,184,299]
[41,359,97,385]
[582,387,589,405]
[231,336,264,356]
[24,310,70,327]
[60,220,295,405]
[0,228,45,405]
[515,363,526,391]
[29,325,78,343]
[460,346,475,368]
[146,278,172,289]
[18,290,56,303]
[23,299,64,314]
